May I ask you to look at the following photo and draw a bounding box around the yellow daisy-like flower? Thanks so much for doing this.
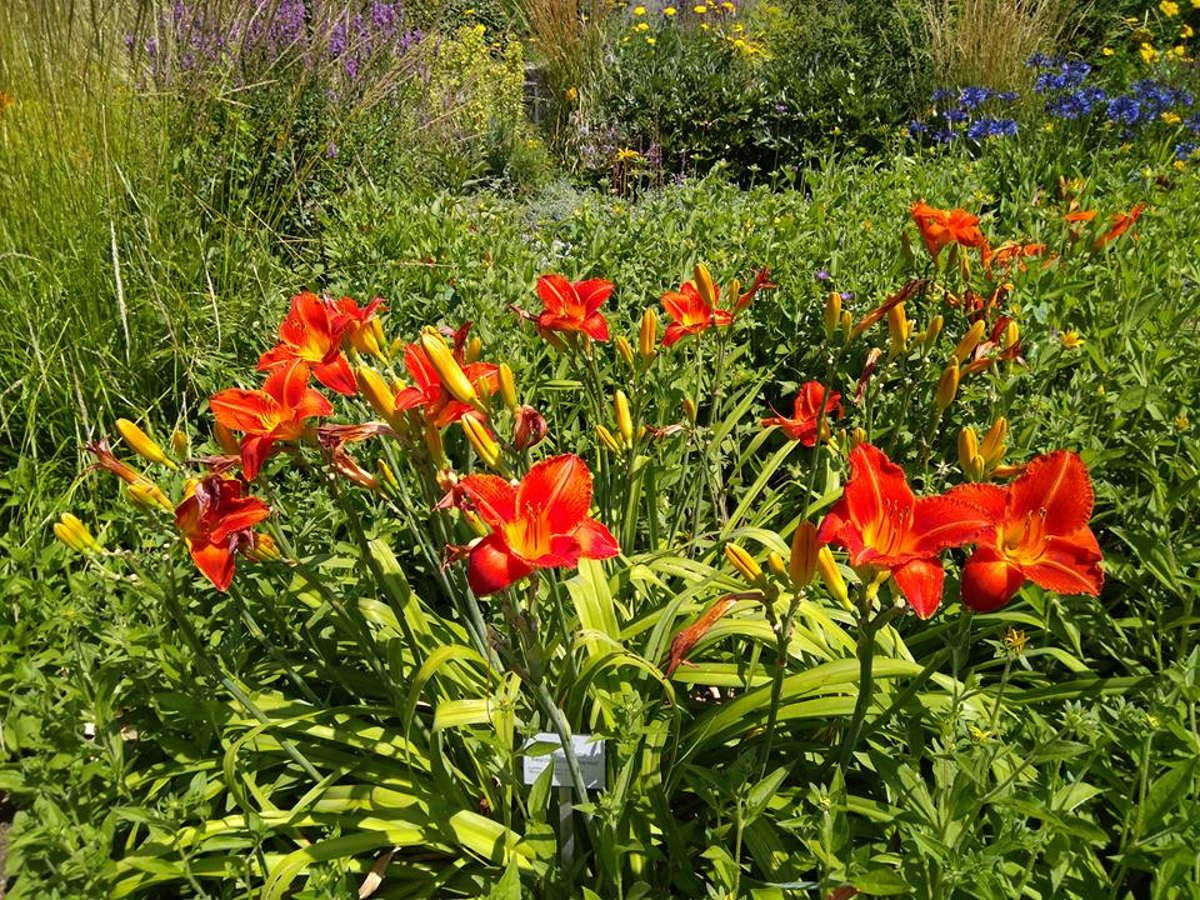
[1102,46,1115,56]
[722,1,735,9]
[693,3,707,12]
[633,4,646,14]
[663,5,677,14]
[565,86,578,102]
[1059,330,1084,350]
[1140,42,1159,63]
[615,147,641,163]
[1162,110,1182,124]
[1175,413,1190,430]
[645,36,656,44]
[633,20,649,31]
[1182,24,1195,37]
[1169,44,1187,58]
[1159,0,1179,16]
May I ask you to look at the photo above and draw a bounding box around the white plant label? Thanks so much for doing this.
[522,732,606,789]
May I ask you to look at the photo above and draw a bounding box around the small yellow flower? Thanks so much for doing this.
[663,5,677,14]
[1175,413,1190,430]
[1159,0,1179,16]
[1182,24,1195,38]
[968,725,993,744]
[645,36,656,44]
[1169,44,1187,58]
[1102,46,1115,56]
[1175,159,1188,171]
[1140,42,1159,63]
[700,21,710,28]
[1043,121,1056,132]
[722,1,735,9]
[1162,110,1182,124]
[615,147,641,162]
[565,86,578,102]
[863,219,873,230]
[634,20,649,31]
[1059,329,1084,350]
[1003,626,1028,657]
[693,3,707,12]
[633,4,646,13]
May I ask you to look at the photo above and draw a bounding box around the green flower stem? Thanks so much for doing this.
[839,599,900,771]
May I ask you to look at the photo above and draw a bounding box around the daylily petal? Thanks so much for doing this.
[892,557,946,619]
[1024,529,1104,597]
[458,474,517,530]
[528,533,583,570]
[576,278,614,315]
[188,539,237,592]
[210,389,274,434]
[467,532,534,596]
[662,322,688,347]
[842,444,914,533]
[1008,450,1093,536]
[961,544,1026,612]
[241,434,277,481]
[581,312,610,342]
[295,388,335,421]
[536,273,576,317]
[909,494,995,555]
[518,454,593,534]
[314,355,358,397]
[573,517,620,560]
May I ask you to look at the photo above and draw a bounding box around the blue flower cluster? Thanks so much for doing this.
[1103,79,1196,128]
[909,86,1019,146]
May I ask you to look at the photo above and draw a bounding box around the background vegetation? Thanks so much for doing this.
[1,0,1199,896]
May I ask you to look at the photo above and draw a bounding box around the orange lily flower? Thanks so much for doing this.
[957,451,1103,611]
[1093,202,1146,250]
[258,292,357,396]
[393,342,499,428]
[910,202,988,259]
[209,361,333,480]
[762,382,843,446]
[817,443,995,618]
[455,454,619,595]
[174,475,271,591]
[661,282,732,347]
[515,274,613,342]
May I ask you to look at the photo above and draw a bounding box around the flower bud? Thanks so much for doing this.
[683,397,697,424]
[463,510,489,537]
[981,416,1008,467]
[424,422,446,467]
[596,424,621,453]
[116,418,176,469]
[246,533,281,562]
[389,337,405,358]
[214,420,241,456]
[958,427,984,480]
[461,416,501,470]
[639,308,658,359]
[952,320,987,365]
[936,362,960,411]
[789,522,818,588]
[514,405,548,451]
[694,262,717,308]
[56,513,99,553]
[498,363,518,411]
[127,481,173,513]
[815,546,850,610]
[923,314,944,354]
[614,390,634,444]
[377,458,399,490]
[465,336,483,364]
[170,429,189,459]
[887,303,910,357]
[851,426,867,449]
[420,330,478,406]
[615,335,635,369]
[823,291,842,340]
[356,366,398,423]
[766,551,787,579]
[725,543,763,584]
[1003,320,1019,351]
[839,309,853,340]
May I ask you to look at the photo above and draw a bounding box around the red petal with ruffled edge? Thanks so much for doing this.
[467,532,534,596]
[210,389,275,434]
[518,454,593,534]
[1024,529,1103,597]
[909,494,996,556]
[575,278,614,315]
[1008,450,1093,536]
[458,473,517,530]
[536,274,575,318]
[581,312,610,342]
[840,443,915,538]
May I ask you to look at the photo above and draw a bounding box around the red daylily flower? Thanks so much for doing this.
[515,274,613,342]
[661,282,732,347]
[258,292,356,396]
[393,342,499,428]
[910,202,988,259]
[957,450,1103,612]
[455,454,619,595]
[209,361,334,480]
[817,443,994,618]
[1093,203,1146,250]
[174,475,271,591]
[762,382,843,447]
